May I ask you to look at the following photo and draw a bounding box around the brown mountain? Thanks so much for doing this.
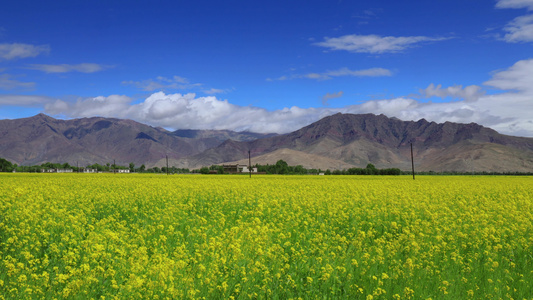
[0,114,269,167]
[2,113,532,172]
[176,113,533,172]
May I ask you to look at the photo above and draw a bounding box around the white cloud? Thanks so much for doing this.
[0,43,50,60]
[502,14,533,42]
[44,95,132,118]
[27,63,110,73]
[43,92,329,133]
[0,94,53,106]
[496,0,533,42]
[157,75,188,84]
[0,74,35,90]
[204,88,230,95]
[314,34,449,54]
[417,83,485,102]
[43,59,533,137]
[324,67,392,78]
[205,88,224,94]
[484,58,533,92]
[269,67,392,81]
[322,91,343,105]
[123,75,202,91]
[496,0,533,10]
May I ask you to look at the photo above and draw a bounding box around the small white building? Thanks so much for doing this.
[241,166,258,173]
[222,164,258,174]
[41,168,73,173]
[223,164,243,173]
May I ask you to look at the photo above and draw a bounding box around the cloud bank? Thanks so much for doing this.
[43,58,533,137]
[122,76,202,92]
[497,0,533,42]
[27,63,110,73]
[0,43,50,60]
[0,94,54,106]
[417,83,485,102]
[322,91,343,105]
[496,0,533,10]
[0,74,35,90]
[314,34,449,54]
[268,67,392,81]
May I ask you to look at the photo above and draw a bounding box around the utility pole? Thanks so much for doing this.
[248,150,251,178]
[411,143,415,180]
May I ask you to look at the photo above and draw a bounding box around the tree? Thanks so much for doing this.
[275,160,289,174]
[366,163,377,175]
[139,164,146,172]
[216,165,224,174]
[199,167,210,174]
[293,165,306,175]
[129,162,135,173]
[0,157,13,172]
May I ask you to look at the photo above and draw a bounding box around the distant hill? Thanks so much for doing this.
[1,113,532,172]
[173,113,533,172]
[0,114,272,167]
[172,129,276,142]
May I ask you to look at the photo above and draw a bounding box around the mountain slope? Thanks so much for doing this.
[224,148,356,171]
[0,114,269,166]
[172,129,276,142]
[2,113,532,172]
[177,113,533,172]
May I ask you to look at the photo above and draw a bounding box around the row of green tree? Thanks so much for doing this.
[197,160,401,175]
[3,157,531,175]
[0,158,190,174]
[197,160,533,176]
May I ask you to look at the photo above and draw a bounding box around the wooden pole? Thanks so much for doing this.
[411,143,415,180]
[248,150,251,178]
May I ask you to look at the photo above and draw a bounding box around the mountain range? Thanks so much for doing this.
[1,113,532,172]
[0,114,271,168]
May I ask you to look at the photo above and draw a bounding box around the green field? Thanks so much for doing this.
[1,174,532,299]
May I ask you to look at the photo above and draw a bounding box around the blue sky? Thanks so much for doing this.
[1,0,533,136]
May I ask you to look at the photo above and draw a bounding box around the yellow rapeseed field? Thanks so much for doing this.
[0,173,532,299]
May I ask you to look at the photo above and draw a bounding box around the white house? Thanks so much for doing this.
[222,164,258,174]
[241,166,258,173]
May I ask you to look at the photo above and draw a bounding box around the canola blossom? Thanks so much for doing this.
[1,173,532,299]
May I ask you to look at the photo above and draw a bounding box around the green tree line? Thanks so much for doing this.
[0,158,190,174]
[2,157,531,175]
[198,160,401,175]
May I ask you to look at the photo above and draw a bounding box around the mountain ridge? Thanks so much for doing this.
[172,113,533,172]
[0,114,272,167]
[1,113,532,172]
